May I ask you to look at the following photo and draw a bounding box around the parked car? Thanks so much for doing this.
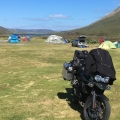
[71,39,79,47]
[72,35,88,47]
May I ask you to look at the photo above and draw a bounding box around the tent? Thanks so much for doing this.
[99,41,116,49]
[22,36,30,42]
[8,34,20,43]
[21,36,30,42]
[23,37,28,41]
[46,35,68,43]
[113,41,120,48]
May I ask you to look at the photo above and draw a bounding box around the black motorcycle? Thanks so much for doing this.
[62,50,111,120]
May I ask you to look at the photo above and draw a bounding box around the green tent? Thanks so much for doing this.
[99,41,116,49]
[114,42,120,48]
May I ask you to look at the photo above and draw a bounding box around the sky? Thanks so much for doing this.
[0,0,120,31]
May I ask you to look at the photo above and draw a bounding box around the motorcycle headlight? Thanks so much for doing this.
[94,75,110,83]
[64,62,73,71]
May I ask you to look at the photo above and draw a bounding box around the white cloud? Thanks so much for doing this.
[22,17,51,21]
[96,8,102,11]
[105,13,110,16]
[49,14,68,18]
[22,14,69,22]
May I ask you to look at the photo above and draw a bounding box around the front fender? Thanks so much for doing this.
[97,94,109,101]
[85,94,109,103]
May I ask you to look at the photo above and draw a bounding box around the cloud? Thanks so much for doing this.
[22,17,51,21]
[96,8,102,11]
[49,14,68,18]
[14,23,82,31]
[105,13,110,16]
[22,14,69,21]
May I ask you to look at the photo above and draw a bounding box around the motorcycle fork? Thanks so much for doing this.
[92,91,97,109]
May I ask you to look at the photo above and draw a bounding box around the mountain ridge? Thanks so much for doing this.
[7,28,55,34]
[58,6,120,40]
[0,26,10,35]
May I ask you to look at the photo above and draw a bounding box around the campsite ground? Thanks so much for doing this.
[0,38,120,120]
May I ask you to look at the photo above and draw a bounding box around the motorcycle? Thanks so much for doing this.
[62,50,111,120]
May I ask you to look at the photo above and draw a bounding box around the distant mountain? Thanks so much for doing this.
[1,6,120,40]
[0,26,10,35]
[58,6,120,41]
[7,28,55,34]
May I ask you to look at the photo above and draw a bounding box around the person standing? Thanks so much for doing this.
[99,38,103,44]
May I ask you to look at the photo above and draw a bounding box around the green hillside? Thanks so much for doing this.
[0,26,10,36]
[58,6,120,41]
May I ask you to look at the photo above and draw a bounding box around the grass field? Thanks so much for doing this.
[0,39,120,120]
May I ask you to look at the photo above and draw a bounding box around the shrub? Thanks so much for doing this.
[88,39,98,44]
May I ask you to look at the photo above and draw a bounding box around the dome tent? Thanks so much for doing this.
[8,34,20,43]
[99,41,116,49]
[114,41,120,48]
[46,35,68,43]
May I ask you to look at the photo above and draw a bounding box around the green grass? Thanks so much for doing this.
[0,39,120,120]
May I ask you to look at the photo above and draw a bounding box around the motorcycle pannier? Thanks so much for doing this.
[62,62,73,80]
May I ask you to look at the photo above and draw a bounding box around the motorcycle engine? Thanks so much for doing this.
[71,79,82,98]
[71,79,79,87]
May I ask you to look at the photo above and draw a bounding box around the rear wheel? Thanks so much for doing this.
[83,97,111,120]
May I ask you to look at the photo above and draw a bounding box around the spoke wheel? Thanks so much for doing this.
[83,97,111,120]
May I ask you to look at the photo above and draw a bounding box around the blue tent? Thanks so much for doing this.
[8,34,20,43]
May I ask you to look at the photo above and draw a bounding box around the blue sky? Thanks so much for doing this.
[0,0,120,31]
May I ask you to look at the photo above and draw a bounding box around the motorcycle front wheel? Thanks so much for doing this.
[83,97,111,120]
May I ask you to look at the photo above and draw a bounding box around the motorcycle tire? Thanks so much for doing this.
[83,97,111,120]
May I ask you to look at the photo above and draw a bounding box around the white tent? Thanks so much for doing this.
[46,35,68,43]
